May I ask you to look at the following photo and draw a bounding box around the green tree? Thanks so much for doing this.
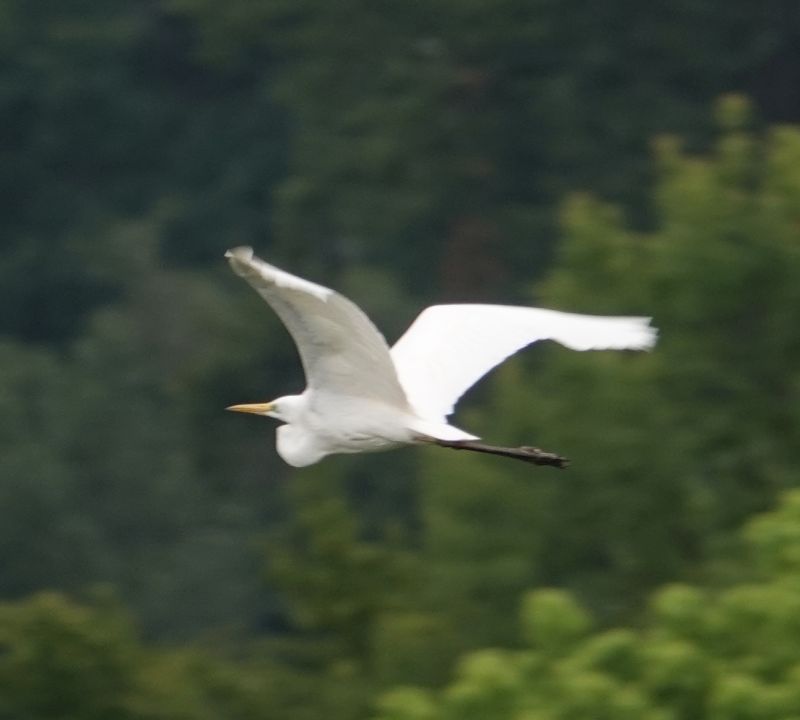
[496,97,800,615]
[0,592,140,719]
[262,460,419,719]
[377,489,800,720]
[0,230,284,638]
[0,0,285,343]
[174,0,800,297]
[0,591,297,719]
[413,434,554,652]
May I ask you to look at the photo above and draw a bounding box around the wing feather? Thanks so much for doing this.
[391,304,656,421]
[226,247,409,408]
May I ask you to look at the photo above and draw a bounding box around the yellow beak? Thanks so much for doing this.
[226,402,274,415]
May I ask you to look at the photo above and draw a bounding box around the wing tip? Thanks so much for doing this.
[225,246,255,276]
[225,246,254,260]
[225,247,335,302]
[577,315,658,352]
[634,317,658,351]
[596,316,658,351]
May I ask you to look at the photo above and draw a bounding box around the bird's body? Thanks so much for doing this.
[225,247,657,468]
[273,397,420,466]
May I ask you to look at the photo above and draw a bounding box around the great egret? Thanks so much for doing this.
[225,247,656,468]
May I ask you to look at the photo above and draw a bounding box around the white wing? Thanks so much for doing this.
[226,247,409,408]
[391,304,656,421]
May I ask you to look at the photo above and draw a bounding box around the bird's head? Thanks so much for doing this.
[226,395,303,424]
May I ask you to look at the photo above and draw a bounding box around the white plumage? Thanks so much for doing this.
[225,247,657,468]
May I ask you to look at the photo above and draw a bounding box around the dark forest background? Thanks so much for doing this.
[3,2,800,717]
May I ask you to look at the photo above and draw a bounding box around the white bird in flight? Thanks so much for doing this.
[225,247,656,468]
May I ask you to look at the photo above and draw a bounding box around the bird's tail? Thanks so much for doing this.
[409,418,479,442]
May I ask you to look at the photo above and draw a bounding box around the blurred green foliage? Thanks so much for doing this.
[376,491,800,720]
[3,1,800,718]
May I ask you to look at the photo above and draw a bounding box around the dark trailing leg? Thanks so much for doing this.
[433,439,569,469]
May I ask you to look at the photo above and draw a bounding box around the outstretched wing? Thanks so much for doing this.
[391,304,656,421]
[227,247,409,408]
